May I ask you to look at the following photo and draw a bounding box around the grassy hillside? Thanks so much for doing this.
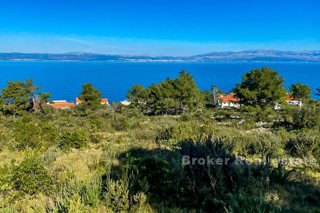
[0,68,319,212]
[0,106,319,212]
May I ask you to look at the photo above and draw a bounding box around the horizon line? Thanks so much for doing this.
[1,49,320,58]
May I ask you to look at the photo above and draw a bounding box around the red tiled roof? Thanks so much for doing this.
[101,98,109,104]
[219,93,240,103]
[76,97,108,104]
[287,94,300,101]
[49,102,75,109]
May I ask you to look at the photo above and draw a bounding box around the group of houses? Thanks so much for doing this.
[46,93,303,110]
[48,97,109,109]
[217,93,303,109]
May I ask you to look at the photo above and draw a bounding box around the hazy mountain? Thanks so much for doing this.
[0,50,319,62]
[192,50,320,62]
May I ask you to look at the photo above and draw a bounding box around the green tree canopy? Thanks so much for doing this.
[290,83,312,101]
[0,79,39,115]
[234,67,287,108]
[78,84,102,110]
[127,85,149,113]
[128,71,203,115]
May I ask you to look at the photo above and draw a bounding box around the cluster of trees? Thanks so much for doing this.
[127,67,319,120]
[0,80,105,115]
[0,80,50,116]
[234,67,313,108]
[233,67,315,121]
[128,71,203,115]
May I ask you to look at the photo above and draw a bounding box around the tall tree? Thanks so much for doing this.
[234,67,287,108]
[290,83,312,101]
[128,85,149,113]
[317,88,320,97]
[78,84,102,110]
[174,71,203,113]
[0,79,39,115]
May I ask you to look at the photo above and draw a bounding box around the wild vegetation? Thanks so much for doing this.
[0,67,319,212]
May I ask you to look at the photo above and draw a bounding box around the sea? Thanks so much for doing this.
[0,61,319,102]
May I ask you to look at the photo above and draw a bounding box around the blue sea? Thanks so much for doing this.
[0,61,319,102]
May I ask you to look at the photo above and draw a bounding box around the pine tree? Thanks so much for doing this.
[0,79,39,115]
[78,84,102,110]
[234,67,287,108]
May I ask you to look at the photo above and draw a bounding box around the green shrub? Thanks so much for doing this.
[247,133,284,158]
[11,157,52,197]
[13,117,57,150]
[156,122,202,145]
[105,179,130,212]
[59,129,88,151]
[226,191,281,212]
[286,130,320,159]
[292,105,320,129]
[108,113,129,131]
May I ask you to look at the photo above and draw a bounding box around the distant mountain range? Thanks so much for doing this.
[1,50,320,62]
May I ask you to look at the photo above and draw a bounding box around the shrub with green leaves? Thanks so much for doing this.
[59,129,88,151]
[11,157,51,197]
[246,133,284,158]
[108,113,129,131]
[292,105,320,129]
[13,117,57,150]
[286,130,320,159]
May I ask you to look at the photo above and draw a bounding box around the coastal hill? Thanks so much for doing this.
[1,50,320,62]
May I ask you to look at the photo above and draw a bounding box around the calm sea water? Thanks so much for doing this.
[0,61,319,102]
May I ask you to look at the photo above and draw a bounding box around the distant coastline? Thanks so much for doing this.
[1,50,320,63]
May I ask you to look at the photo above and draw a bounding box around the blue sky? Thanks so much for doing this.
[0,0,319,56]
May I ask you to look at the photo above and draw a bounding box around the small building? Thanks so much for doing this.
[286,95,303,107]
[120,100,131,106]
[76,97,109,105]
[48,100,75,109]
[101,98,109,105]
[218,93,240,108]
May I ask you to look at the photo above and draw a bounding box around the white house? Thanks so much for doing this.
[217,93,303,110]
[286,95,303,107]
[218,93,241,109]
[120,100,131,106]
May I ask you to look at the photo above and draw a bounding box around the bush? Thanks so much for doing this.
[105,179,130,212]
[11,157,52,197]
[59,129,88,151]
[246,133,284,158]
[226,191,281,212]
[286,130,320,159]
[156,122,203,145]
[292,105,320,129]
[13,117,57,150]
[108,113,129,131]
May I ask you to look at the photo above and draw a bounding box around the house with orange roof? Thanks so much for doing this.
[48,100,75,109]
[218,93,240,108]
[217,93,303,110]
[286,94,303,107]
[101,98,109,105]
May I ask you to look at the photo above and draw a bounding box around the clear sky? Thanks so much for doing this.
[0,0,319,56]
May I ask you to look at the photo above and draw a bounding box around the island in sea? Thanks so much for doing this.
[1,49,320,63]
